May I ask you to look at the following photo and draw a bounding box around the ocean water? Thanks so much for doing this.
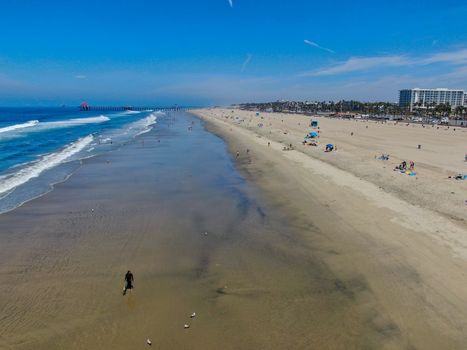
[0,107,163,214]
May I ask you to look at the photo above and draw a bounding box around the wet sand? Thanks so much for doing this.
[2,109,467,349]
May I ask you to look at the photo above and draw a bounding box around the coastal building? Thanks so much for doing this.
[399,88,466,111]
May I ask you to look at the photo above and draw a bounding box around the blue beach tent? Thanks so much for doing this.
[308,131,318,138]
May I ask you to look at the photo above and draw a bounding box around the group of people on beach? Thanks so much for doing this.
[394,160,415,172]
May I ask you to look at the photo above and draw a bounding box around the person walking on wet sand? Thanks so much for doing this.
[123,270,134,295]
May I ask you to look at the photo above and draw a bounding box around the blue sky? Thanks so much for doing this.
[1,0,467,106]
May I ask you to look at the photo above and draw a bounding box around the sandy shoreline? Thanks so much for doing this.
[201,109,467,223]
[195,108,467,348]
[2,111,385,349]
[2,109,467,349]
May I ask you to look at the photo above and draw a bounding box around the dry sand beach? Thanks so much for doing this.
[198,108,467,223]
[194,108,467,349]
[1,109,467,349]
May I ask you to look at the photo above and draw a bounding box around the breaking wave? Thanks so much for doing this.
[0,135,94,197]
[0,120,39,134]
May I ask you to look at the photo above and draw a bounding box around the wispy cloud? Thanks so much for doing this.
[305,56,411,76]
[421,48,467,65]
[241,54,252,72]
[74,74,87,79]
[227,0,233,8]
[303,48,467,76]
[304,39,334,53]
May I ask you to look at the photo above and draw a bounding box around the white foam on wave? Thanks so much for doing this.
[0,135,94,196]
[132,113,159,136]
[0,116,110,137]
[0,120,39,134]
[123,110,142,115]
[136,128,152,136]
[41,115,110,128]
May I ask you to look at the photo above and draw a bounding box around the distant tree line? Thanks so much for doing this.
[237,100,467,120]
[238,100,405,115]
[412,102,467,118]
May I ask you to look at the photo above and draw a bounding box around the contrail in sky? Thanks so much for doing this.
[228,0,233,7]
[304,39,334,53]
[241,54,252,72]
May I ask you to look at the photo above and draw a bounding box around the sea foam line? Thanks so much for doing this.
[0,116,110,137]
[0,120,39,134]
[131,112,159,136]
[0,135,94,196]
[123,110,142,115]
[40,115,110,128]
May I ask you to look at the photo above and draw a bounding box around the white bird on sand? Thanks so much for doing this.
[190,312,196,318]
[146,339,152,346]
[184,324,190,329]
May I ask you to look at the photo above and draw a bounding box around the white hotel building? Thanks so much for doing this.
[399,88,466,111]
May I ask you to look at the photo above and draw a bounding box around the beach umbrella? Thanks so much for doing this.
[309,131,318,137]
[326,144,333,148]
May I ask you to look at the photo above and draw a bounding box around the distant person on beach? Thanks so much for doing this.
[377,154,389,161]
[123,270,134,295]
